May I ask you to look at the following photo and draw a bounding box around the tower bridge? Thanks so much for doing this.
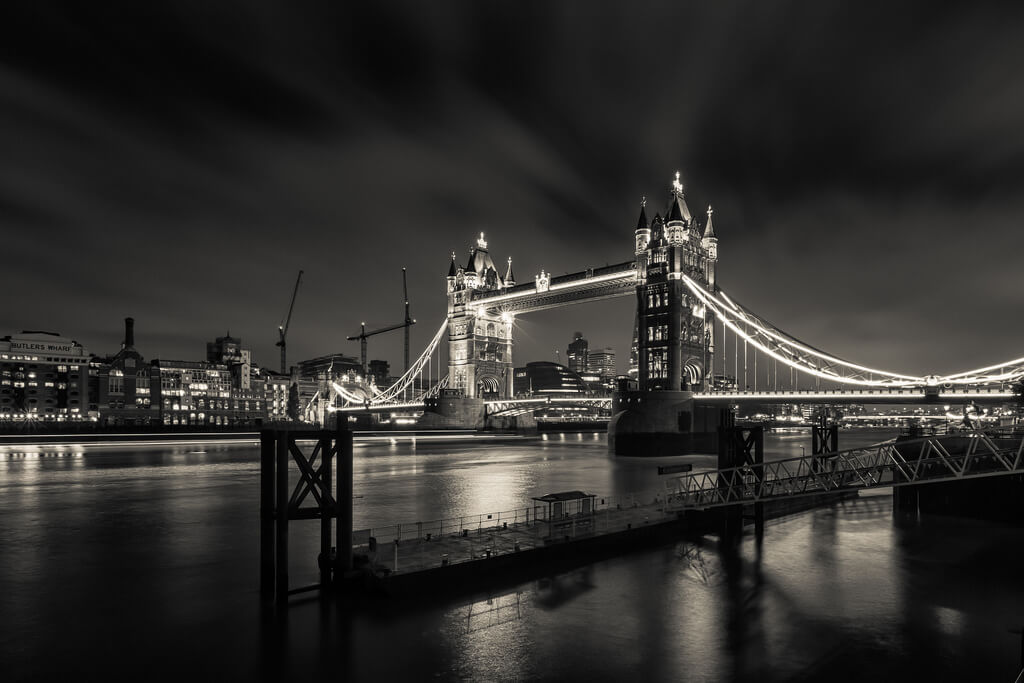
[328,172,1024,454]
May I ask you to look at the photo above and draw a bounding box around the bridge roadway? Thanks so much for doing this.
[336,388,1015,414]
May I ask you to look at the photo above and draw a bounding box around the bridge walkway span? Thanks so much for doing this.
[664,429,1024,512]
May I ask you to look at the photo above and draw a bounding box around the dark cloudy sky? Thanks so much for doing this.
[3,2,1023,379]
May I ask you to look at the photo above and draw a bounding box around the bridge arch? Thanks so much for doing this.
[477,374,502,399]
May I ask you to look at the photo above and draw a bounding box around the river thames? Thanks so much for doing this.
[2,428,1023,681]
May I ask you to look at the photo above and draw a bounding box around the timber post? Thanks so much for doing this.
[275,431,290,606]
[336,422,354,575]
[259,430,276,600]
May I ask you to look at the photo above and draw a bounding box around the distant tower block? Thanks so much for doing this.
[445,233,515,399]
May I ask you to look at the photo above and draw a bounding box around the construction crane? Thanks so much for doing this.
[402,267,413,374]
[276,270,303,374]
[347,269,417,378]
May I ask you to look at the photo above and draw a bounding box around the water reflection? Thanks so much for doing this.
[3,430,1024,681]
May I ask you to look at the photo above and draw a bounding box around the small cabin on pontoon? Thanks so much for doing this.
[531,490,596,519]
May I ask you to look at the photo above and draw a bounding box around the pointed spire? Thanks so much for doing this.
[636,197,648,231]
[447,251,457,277]
[703,205,716,239]
[504,256,516,286]
[666,170,692,224]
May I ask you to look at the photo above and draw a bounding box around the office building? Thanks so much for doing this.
[566,332,588,375]
[513,362,585,397]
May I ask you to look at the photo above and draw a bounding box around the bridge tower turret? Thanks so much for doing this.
[445,232,514,400]
[446,252,458,293]
[664,172,690,245]
[634,198,651,255]
[702,205,718,291]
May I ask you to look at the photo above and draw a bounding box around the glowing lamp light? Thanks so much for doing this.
[672,171,683,194]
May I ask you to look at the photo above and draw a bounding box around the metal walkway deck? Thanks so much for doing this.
[665,429,1024,512]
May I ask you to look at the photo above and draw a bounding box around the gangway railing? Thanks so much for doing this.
[665,430,1024,511]
[350,489,675,573]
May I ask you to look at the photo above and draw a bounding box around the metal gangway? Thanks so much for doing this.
[665,429,1024,511]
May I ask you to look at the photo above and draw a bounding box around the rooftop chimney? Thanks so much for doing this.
[124,317,135,348]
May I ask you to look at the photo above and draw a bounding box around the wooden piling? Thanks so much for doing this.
[259,431,276,600]
[320,433,333,588]
[275,431,290,606]
[336,423,353,574]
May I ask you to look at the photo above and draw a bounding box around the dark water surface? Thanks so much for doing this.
[2,429,1023,681]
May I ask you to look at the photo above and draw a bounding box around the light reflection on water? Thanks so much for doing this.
[1,429,1023,681]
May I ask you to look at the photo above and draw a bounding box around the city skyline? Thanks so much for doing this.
[4,7,1024,681]
[4,3,1024,380]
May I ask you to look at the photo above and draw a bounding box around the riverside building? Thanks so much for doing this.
[0,331,90,422]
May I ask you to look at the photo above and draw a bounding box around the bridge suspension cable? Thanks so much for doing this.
[423,374,449,399]
[371,318,450,404]
[683,275,1024,388]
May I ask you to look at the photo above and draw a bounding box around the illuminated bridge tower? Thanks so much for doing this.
[634,174,717,391]
[610,172,724,456]
[445,233,514,400]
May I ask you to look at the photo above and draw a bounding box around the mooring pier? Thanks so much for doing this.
[259,425,1024,605]
[258,424,858,603]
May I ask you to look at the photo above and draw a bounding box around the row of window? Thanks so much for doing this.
[0,356,80,369]
[1,385,79,395]
[161,398,262,411]
[2,366,80,376]
[647,324,669,342]
[161,414,258,426]
[647,291,669,309]
[646,351,669,379]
